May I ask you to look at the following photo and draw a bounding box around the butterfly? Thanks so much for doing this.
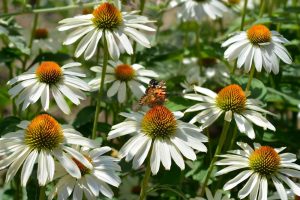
[139,79,167,108]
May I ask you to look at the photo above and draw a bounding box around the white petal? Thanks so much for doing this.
[117,82,126,103]
[271,175,288,200]
[52,149,81,179]
[150,140,160,175]
[223,170,253,190]
[107,80,120,97]
[105,30,120,60]
[158,140,171,170]
[51,85,71,114]
[21,149,38,186]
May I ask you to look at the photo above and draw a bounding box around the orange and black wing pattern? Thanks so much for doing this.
[139,79,167,108]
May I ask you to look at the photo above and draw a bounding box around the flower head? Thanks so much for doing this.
[108,105,208,175]
[89,61,158,103]
[49,146,121,199]
[0,114,98,186]
[222,24,292,74]
[216,142,300,200]
[34,28,49,39]
[171,0,228,22]
[191,187,234,200]
[7,61,90,114]
[58,1,155,60]
[32,28,61,54]
[184,84,275,139]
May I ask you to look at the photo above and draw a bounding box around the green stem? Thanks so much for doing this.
[139,142,153,200]
[39,186,46,200]
[240,0,248,31]
[259,0,266,17]
[245,65,255,92]
[3,0,8,13]
[91,36,109,139]
[200,120,231,196]
[195,25,203,75]
[0,2,99,18]
[228,126,238,150]
[23,0,41,72]
[231,0,248,74]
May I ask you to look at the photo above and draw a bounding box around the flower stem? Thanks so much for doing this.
[231,0,248,74]
[245,65,255,92]
[92,36,109,139]
[139,142,154,200]
[200,120,231,196]
[240,0,248,31]
[3,0,8,13]
[39,186,46,200]
[23,0,41,72]
[259,0,266,17]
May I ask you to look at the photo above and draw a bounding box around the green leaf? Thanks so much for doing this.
[73,106,96,129]
[231,76,267,99]
[0,116,21,136]
[266,87,300,106]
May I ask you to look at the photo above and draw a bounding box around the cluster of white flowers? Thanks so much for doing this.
[2,0,298,200]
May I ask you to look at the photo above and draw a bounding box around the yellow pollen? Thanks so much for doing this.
[216,84,246,113]
[249,146,280,176]
[92,3,123,30]
[35,61,63,84]
[25,114,64,150]
[247,24,271,44]
[72,155,92,176]
[114,64,135,81]
[141,106,177,139]
[34,28,49,39]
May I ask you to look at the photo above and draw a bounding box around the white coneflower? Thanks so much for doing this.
[180,66,206,93]
[32,28,61,54]
[170,0,228,22]
[89,61,158,103]
[222,24,292,74]
[0,114,99,186]
[216,142,300,200]
[184,84,275,139]
[49,146,121,200]
[191,188,234,200]
[7,61,89,114]
[58,1,155,60]
[108,105,208,175]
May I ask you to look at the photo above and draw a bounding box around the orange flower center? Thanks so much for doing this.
[249,146,280,176]
[25,114,64,150]
[35,61,63,84]
[72,155,92,176]
[82,8,93,15]
[92,3,123,30]
[216,84,246,113]
[141,106,177,139]
[34,28,49,39]
[247,24,271,44]
[115,64,135,81]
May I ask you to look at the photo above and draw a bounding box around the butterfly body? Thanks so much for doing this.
[139,79,167,108]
